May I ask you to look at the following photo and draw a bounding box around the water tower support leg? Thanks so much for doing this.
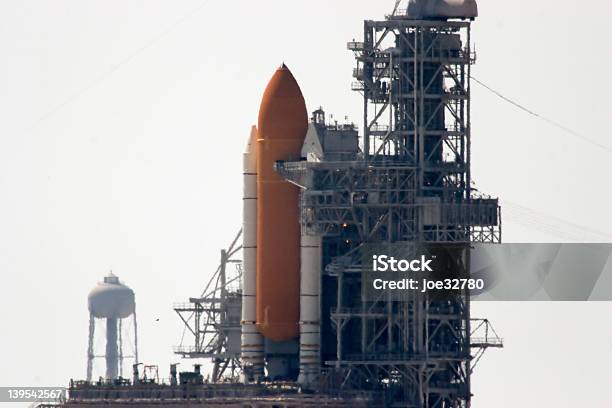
[87,313,95,382]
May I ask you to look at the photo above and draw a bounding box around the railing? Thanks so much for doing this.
[347,41,365,51]
[369,124,390,133]
[173,302,201,311]
[470,337,504,348]
[173,345,203,354]
[351,81,365,91]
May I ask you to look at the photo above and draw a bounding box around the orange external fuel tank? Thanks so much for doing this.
[256,64,308,342]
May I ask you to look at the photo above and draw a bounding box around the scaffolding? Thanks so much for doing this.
[277,12,502,408]
[173,231,243,382]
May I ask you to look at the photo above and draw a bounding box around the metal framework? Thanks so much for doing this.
[174,230,243,382]
[277,12,502,408]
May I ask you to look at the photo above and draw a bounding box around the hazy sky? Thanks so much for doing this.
[0,1,611,407]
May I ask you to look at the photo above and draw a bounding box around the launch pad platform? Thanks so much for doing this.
[60,380,374,408]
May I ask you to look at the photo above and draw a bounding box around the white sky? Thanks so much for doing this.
[0,1,611,407]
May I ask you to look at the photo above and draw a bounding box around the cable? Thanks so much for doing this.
[503,200,612,242]
[26,0,211,131]
[469,78,612,240]
[470,75,612,153]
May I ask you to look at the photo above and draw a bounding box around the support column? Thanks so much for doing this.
[105,317,118,380]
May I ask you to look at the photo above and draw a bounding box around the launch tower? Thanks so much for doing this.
[276,1,501,406]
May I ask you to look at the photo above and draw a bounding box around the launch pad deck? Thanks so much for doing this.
[61,382,373,408]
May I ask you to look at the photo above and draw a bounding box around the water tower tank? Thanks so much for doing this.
[88,273,135,319]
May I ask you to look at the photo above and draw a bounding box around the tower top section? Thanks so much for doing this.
[403,0,478,20]
[103,272,119,284]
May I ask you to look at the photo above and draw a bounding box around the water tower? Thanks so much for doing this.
[86,273,138,381]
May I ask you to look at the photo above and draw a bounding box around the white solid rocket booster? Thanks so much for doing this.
[298,232,322,386]
[241,126,264,381]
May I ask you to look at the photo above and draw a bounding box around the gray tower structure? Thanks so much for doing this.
[276,1,502,406]
[173,232,243,383]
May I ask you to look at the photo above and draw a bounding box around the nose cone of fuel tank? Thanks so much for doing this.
[256,64,308,342]
[258,64,308,141]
